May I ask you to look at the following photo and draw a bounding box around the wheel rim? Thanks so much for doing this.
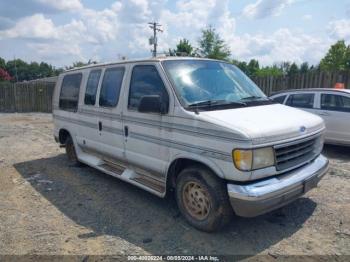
[182,181,211,220]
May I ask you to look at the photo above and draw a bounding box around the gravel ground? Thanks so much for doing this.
[0,113,349,259]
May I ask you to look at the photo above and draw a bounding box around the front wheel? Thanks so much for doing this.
[65,136,81,166]
[175,165,233,232]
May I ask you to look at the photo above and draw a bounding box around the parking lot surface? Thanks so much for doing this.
[0,113,349,258]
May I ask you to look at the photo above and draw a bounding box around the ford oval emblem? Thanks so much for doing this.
[300,126,306,133]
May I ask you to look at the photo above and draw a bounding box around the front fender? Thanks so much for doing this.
[166,152,226,180]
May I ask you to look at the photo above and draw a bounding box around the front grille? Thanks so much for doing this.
[274,136,318,171]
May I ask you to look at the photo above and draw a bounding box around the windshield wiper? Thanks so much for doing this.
[240,96,268,101]
[187,99,246,108]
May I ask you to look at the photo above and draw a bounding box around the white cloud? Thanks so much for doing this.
[243,0,295,19]
[0,15,96,64]
[80,8,118,44]
[0,14,57,39]
[35,0,83,11]
[328,19,350,41]
[226,28,329,66]
[0,0,338,67]
[302,14,312,21]
[0,0,83,24]
[157,0,326,66]
[159,0,233,53]
[28,42,83,57]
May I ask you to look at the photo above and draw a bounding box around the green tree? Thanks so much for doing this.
[28,62,40,80]
[198,26,231,60]
[279,62,291,76]
[3,58,61,81]
[65,61,92,70]
[300,62,309,74]
[0,57,6,69]
[6,59,29,81]
[344,44,350,69]
[172,38,194,56]
[255,65,283,77]
[232,59,249,75]
[320,40,350,71]
[288,62,299,76]
[247,59,260,77]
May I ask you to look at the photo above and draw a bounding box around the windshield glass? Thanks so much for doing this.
[162,60,267,107]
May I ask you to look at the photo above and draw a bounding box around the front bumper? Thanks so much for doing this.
[227,154,329,217]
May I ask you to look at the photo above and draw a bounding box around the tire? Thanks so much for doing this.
[65,136,81,166]
[175,165,233,232]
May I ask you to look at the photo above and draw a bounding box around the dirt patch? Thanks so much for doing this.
[0,113,349,257]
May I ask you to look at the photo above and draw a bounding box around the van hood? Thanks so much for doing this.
[200,104,325,145]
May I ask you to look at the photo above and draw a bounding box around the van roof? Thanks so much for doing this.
[271,88,350,96]
[64,56,223,72]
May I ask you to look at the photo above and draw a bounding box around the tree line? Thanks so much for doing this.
[0,58,100,82]
[1,26,350,82]
[0,57,63,82]
[169,26,350,78]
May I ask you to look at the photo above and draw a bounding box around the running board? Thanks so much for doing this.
[130,175,166,193]
[99,158,125,175]
[96,160,166,196]
[99,163,124,175]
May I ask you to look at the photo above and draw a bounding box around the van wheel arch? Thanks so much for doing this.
[59,129,71,144]
[166,158,221,191]
[59,130,81,166]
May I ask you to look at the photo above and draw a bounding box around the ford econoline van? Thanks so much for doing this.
[53,57,329,232]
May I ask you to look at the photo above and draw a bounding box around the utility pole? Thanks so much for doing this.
[148,22,163,57]
[14,55,18,82]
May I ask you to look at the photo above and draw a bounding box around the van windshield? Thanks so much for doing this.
[162,60,268,109]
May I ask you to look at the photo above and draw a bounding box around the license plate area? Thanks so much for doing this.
[303,176,319,193]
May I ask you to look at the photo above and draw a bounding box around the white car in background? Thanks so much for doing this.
[271,88,350,146]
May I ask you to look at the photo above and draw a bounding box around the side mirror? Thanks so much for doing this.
[138,95,166,114]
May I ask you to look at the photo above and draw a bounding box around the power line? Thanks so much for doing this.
[148,22,163,57]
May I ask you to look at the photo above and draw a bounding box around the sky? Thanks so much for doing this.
[0,0,349,68]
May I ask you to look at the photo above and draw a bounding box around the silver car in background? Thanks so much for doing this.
[271,88,350,146]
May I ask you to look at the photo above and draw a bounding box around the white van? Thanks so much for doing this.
[53,57,329,232]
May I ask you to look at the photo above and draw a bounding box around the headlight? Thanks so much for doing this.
[233,147,275,171]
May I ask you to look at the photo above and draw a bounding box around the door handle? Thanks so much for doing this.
[124,126,129,137]
[98,121,102,131]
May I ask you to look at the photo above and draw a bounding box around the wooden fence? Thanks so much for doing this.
[253,71,350,96]
[0,71,349,113]
[0,81,55,113]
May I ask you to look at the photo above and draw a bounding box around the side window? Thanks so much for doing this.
[128,65,169,112]
[59,73,82,111]
[99,67,125,107]
[321,94,350,112]
[84,69,101,105]
[286,93,314,109]
[272,95,286,104]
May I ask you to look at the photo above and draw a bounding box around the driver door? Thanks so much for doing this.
[122,63,171,178]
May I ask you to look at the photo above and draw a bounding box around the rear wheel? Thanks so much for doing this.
[65,136,81,166]
[175,165,233,232]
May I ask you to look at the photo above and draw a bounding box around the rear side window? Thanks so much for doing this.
[272,95,286,104]
[128,65,169,111]
[59,73,82,111]
[99,67,125,107]
[321,94,350,112]
[286,93,314,109]
[84,69,101,105]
